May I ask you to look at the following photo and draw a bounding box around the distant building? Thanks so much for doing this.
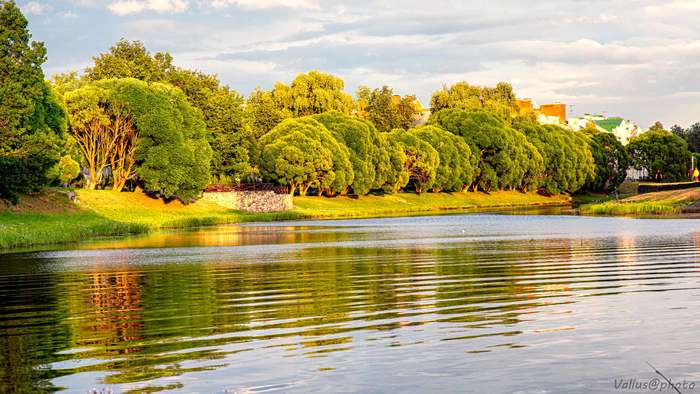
[567,114,643,145]
[516,99,567,125]
[538,103,567,124]
[394,95,431,127]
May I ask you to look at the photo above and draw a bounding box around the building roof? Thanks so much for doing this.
[594,117,623,132]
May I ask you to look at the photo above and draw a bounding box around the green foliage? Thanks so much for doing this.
[312,111,376,195]
[94,79,213,201]
[627,129,691,182]
[246,88,291,139]
[388,129,439,193]
[259,117,353,196]
[272,71,353,116]
[85,40,251,183]
[168,69,252,182]
[671,123,700,153]
[430,82,517,123]
[379,135,409,193]
[514,121,595,194]
[0,1,66,202]
[410,125,474,192]
[582,129,630,192]
[51,155,81,185]
[0,154,56,204]
[85,39,173,82]
[357,85,419,132]
[648,121,664,132]
[431,109,543,192]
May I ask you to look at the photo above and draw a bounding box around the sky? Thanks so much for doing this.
[17,0,700,129]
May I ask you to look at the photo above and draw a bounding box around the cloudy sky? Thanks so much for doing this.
[18,0,700,128]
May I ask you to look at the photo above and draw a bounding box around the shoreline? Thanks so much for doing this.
[1,189,571,252]
[580,187,700,217]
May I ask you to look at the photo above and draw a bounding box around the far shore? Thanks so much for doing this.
[1,189,571,251]
[580,187,700,216]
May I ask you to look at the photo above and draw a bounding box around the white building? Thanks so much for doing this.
[567,114,643,145]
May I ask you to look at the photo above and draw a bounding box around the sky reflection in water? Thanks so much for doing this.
[2,214,700,393]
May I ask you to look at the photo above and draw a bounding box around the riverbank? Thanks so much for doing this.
[1,189,571,250]
[0,190,303,250]
[580,187,700,216]
[294,191,570,219]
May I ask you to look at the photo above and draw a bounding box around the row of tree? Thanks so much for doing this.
[0,0,693,202]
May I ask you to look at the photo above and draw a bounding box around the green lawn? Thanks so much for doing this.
[1,189,570,250]
[579,200,682,216]
[579,186,700,216]
[0,211,149,249]
[293,191,570,218]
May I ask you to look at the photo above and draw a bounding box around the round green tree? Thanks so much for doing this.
[410,125,474,192]
[628,129,691,182]
[95,79,213,201]
[259,117,353,196]
[312,111,376,195]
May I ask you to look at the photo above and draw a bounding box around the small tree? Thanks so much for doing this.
[261,132,333,196]
[259,118,338,195]
[52,155,81,185]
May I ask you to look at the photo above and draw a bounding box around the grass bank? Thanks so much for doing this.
[1,189,570,250]
[580,187,700,216]
[293,191,571,219]
[0,189,303,250]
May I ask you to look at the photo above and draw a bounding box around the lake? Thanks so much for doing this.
[3,213,700,393]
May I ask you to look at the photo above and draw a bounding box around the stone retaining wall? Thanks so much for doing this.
[202,191,293,212]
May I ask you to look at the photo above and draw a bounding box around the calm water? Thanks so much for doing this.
[3,214,700,393]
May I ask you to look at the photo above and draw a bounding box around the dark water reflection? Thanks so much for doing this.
[3,214,700,393]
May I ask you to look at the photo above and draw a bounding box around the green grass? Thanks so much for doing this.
[0,189,570,251]
[579,200,683,216]
[293,190,571,219]
[0,190,306,250]
[0,211,149,249]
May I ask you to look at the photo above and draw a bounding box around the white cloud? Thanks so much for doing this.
[20,1,52,15]
[107,0,189,16]
[207,0,319,10]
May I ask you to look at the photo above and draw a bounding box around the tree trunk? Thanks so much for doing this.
[87,166,97,190]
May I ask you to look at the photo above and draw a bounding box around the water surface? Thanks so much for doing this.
[3,214,700,393]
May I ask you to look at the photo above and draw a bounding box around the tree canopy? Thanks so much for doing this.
[430,82,518,123]
[627,129,691,182]
[85,39,174,82]
[582,128,630,192]
[410,125,474,192]
[272,71,353,117]
[430,109,543,192]
[356,85,419,132]
[388,128,439,193]
[514,121,594,194]
[312,111,377,195]
[66,79,212,200]
[258,117,353,196]
[0,1,66,202]
[83,39,250,184]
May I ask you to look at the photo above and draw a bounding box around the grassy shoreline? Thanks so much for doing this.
[1,189,571,251]
[579,187,700,216]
